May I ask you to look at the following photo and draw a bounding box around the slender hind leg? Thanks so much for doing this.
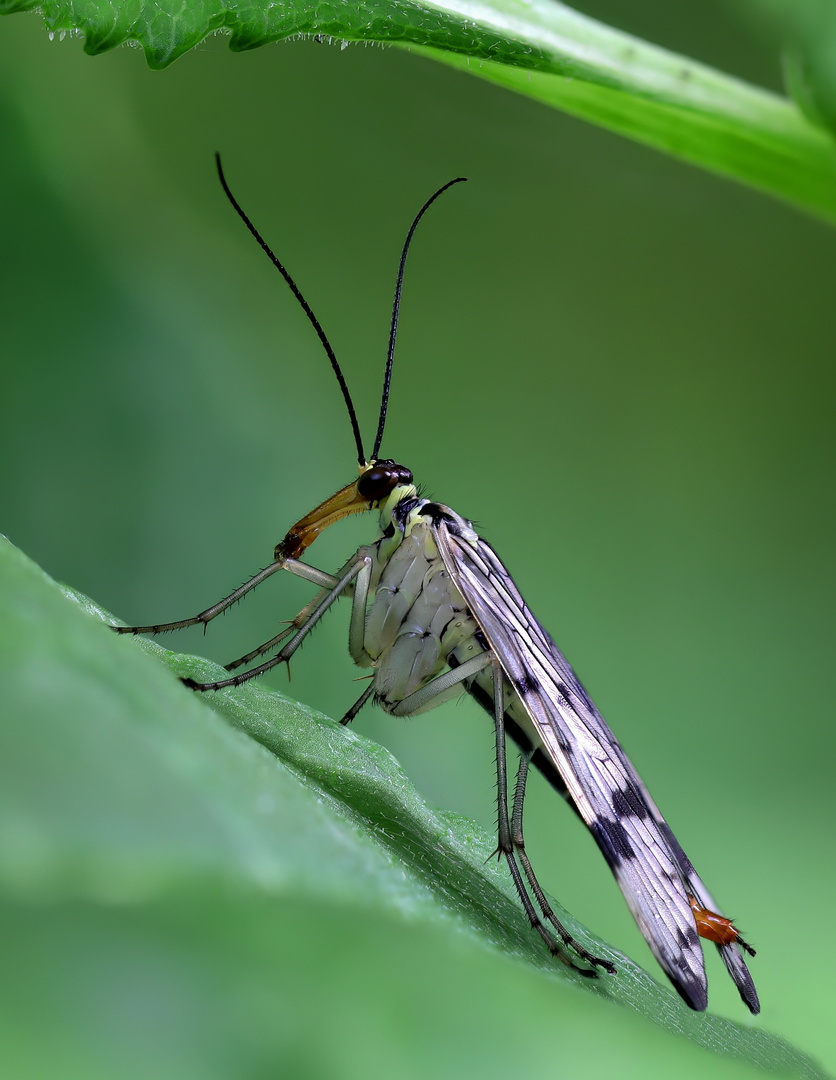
[509,749,615,973]
[491,662,614,975]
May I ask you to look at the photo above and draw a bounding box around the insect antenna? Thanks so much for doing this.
[370,176,467,462]
[214,153,366,466]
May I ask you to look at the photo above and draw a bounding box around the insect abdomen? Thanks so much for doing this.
[362,523,484,712]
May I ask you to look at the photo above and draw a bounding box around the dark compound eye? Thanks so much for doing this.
[358,461,413,501]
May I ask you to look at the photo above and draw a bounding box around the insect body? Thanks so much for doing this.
[116,157,759,1015]
[689,896,756,955]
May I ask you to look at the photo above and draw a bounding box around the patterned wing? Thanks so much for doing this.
[434,513,757,1013]
[629,779,760,1013]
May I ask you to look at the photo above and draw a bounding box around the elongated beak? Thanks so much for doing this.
[275,479,372,560]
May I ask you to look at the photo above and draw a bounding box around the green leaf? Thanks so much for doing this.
[2,0,836,222]
[774,0,836,137]
[0,534,827,1079]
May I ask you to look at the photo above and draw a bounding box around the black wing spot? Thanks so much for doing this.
[556,680,584,710]
[557,678,595,713]
[611,785,650,821]
[591,817,635,869]
[676,923,699,949]
[517,673,540,697]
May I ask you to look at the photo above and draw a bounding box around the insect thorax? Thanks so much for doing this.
[357,490,486,713]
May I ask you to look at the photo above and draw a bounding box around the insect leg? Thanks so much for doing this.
[112,560,289,636]
[223,564,344,671]
[182,556,370,691]
[383,654,592,966]
[347,555,374,665]
[223,624,296,671]
[388,653,493,715]
[489,661,610,975]
[112,556,339,640]
[511,751,616,973]
[354,649,609,974]
[340,682,376,725]
[282,560,342,590]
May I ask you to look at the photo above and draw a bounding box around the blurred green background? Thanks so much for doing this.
[1,3,834,1077]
